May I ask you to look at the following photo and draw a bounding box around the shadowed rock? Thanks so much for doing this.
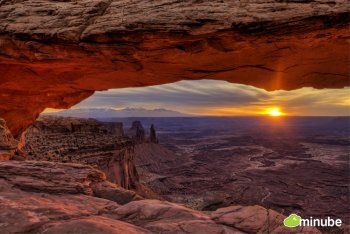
[103,122,125,136]
[149,124,158,144]
[0,119,20,160]
[128,121,146,144]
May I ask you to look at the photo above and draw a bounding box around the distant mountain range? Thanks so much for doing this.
[43,108,191,118]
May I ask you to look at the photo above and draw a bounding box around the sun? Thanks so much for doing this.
[266,108,285,117]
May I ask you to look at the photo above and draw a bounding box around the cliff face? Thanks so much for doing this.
[24,116,139,190]
[0,0,349,136]
[0,119,16,160]
[0,119,22,160]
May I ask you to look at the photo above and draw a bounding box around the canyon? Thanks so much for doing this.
[9,115,349,233]
[0,117,325,234]
[0,1,349,233]
[130,117,349,224]
[23,116,160,195]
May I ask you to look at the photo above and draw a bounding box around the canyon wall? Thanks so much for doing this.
[0,118,23,160]
[23,116,161,192]
[24,116,140,189]
[0,0,349,136]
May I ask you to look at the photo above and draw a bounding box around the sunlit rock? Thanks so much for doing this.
[0,0,348,136]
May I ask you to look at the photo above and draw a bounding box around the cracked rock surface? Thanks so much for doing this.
[0,0,348,40]
[0,160,321,234]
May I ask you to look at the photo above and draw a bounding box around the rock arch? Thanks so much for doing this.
[0,0,349,135]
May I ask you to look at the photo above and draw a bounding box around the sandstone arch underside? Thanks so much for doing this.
[0,0,349,135]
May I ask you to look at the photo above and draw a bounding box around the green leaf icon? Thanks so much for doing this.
[283,214,301,227]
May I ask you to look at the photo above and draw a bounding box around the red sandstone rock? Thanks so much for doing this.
[0,160,141,204]
[0,119,19,160]
[0,1,348,135]
[110,199,321,234]
[24,116,140,190]
[0,177,148,234]
[23,116,167,199]
[211,205,320,234]
[39,217,150,234]
[0,160,321,234]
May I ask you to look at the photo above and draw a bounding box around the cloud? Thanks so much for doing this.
[74,80,350,116]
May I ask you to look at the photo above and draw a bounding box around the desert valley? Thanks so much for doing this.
[7,114,346,233]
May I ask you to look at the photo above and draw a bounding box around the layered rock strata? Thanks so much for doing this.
[0,160,141,205]
[0,160,321,234]
[23,116,139,189]
[0,0,348,136]
[0,119,22,160]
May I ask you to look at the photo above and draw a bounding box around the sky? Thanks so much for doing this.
[48,80,350,116]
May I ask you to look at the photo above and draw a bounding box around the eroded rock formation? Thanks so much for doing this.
[0,160,322,234]
[149,124,158,144]
[128,121,146,144]
[0,119,17,160]
[0,119,23,160]
[0,0,349,135]
[0,160,141,204]
[24,116,139,189]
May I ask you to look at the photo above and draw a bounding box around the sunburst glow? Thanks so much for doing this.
[266,108,284,117]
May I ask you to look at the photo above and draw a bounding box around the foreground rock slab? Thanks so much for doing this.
[0,160,141,204]
[0,161,321,233]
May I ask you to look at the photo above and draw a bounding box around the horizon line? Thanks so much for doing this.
[42,114,350,118]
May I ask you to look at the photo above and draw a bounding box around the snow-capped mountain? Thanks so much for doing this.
[43,107,191,118]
